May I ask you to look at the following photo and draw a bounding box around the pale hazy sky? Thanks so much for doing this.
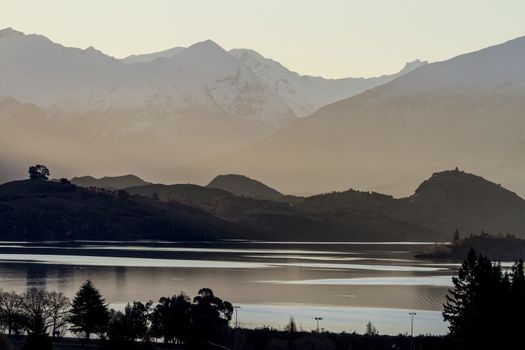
[2,0,525,78]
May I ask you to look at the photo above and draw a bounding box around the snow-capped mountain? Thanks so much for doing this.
[229,49,426,116]
[111,39,427,117]
[0,28,295,128]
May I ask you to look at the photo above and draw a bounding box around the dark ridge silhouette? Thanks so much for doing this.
[126,182,438,241]
[0,179,233,241]
[70,175,151,190]
[125,183,233,212]
[207,174,284,201]
[1,168,524,242]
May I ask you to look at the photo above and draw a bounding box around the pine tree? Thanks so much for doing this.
[443,249,522,350]
[68,280,109,339]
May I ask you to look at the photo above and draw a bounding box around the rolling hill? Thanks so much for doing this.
[1,168,524,242]
[207,174,283,200]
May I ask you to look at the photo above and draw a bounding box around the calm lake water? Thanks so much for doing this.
[0,241,456,335]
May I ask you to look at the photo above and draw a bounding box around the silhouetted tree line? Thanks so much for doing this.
[0,288,69,350]
[418,232,525,261]
[0,281,233,350]
[443,248,525,350]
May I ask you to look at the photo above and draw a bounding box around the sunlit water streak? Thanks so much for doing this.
[259,276,454,287]
[0,254,268,269]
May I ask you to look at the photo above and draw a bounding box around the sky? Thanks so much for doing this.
[2,0,525,78]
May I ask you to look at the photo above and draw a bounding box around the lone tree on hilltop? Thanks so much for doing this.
[68,280,109,340]
[28,165,50,181]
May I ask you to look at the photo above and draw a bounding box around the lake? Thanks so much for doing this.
[0,240,455,335]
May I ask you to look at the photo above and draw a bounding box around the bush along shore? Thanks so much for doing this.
[0,249,524,349]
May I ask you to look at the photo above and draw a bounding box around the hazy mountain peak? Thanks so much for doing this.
[184,39,225,55]
[0,27,24,38]
[121,46,185,64]
[398,59,428,74]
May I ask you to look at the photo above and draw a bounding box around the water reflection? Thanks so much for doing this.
[0,241,455,334]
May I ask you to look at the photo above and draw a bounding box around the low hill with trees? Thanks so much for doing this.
[0,178,234,241]
[2,166,525,242]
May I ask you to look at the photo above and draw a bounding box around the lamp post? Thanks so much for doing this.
[409,312,417,350]
[234,306,241,328]
[314,317,323,333]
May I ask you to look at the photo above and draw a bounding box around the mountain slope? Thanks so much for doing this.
[218,36,525,197]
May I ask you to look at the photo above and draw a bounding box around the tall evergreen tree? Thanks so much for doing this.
[68,280,109,339]
[444,249,525,350]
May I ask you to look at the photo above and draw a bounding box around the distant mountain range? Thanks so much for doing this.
[0,27,422,124]
[56,169,525,241]
[0,27,424,184]
[116,41,426,117]
[2,27,525,200]
[217,35,525,197]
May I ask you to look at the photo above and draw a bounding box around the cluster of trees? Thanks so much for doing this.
[0,281,233,350]
[28,165,50,181]
[0,288,69,349]
[444,248,525,350]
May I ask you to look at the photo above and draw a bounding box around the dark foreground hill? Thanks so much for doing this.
[0,180,232,241]
[2,169,524,242]
[127,169,525,241]
[125,182,438,241]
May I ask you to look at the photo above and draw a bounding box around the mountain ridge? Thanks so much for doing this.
[1,168,523,241]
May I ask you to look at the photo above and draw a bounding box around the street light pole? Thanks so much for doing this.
[409,312,417,350]
[234,306,241,328]
[314,317,323,333]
